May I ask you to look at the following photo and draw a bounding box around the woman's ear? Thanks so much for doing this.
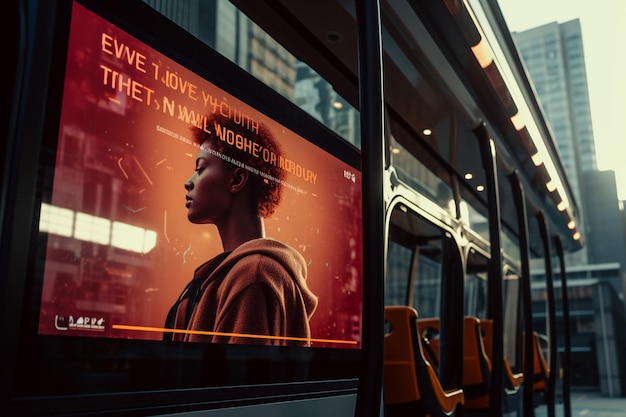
[229,167,249,193]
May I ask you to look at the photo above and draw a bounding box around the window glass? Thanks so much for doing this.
[390,136,454,216]
[465,249,488,318]
[385,240,411,306]
[143,0,360,147]
[503,270,521,369]
[386,205,451,319]
[411,254,442,318]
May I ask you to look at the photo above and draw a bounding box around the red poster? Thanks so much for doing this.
[37,2,362,348]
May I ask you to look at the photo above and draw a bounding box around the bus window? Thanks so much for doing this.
[384,202,464,411]
[385,239,412,306]
[389,134,454,214]
[502,229,522,266]
[386,204,447,318]
[387,203,464,354]
[411,247,443,319]
[465,248,489,319]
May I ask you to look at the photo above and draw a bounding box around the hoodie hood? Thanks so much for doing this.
[197,238,318,319]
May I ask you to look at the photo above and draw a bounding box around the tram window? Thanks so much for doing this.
[465,249,488,318]
[501,228,522,265]
[386,205,452,319]
[385,203,465,396]
[143,0,361,148]
[385,240,412,306]
[411,254,443,318]
[464,272,488,319]
[461,200,488,237]
[389,134,454,213]
[386,235,444,318]
[385,222,450,318]
[11,0,364,399]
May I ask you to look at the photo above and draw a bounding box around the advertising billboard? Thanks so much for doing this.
[37,2,362,349]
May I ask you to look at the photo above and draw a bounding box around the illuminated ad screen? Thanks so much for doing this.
[37,2,362,349]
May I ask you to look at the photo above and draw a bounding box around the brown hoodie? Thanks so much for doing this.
[168,238,318,345]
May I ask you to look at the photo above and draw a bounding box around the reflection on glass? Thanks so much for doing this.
[386,240,411,306]
[39,203,73,237]
[40,203,157,254]
[143,0,360,147]
[75,212,111,245]
[390,136,453,209]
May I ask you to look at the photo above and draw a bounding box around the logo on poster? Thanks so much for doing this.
[55,315,106,331]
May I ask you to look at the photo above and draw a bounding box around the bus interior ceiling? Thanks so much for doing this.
[234,0,581,258]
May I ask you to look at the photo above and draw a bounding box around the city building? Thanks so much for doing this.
[144,0,359,147]
[513,20,626,396]
[513,19,596,265]
[144,0,297,101]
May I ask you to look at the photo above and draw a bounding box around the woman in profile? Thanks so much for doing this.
[164,112,317,346]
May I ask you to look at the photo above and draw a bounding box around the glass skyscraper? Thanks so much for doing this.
[513,19,596,264]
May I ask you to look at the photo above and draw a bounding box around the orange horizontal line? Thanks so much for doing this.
[112,324,358,345]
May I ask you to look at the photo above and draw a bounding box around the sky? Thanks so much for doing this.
[496,0,626,200]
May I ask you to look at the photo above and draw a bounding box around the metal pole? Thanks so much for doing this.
[554,237,571,417]
[475,124,504,417]
[508,172,535,417]
[537,212,556,417]
[597,285,615,397]
[354,1,385,416]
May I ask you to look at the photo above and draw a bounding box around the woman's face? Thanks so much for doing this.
[184,141,234,224]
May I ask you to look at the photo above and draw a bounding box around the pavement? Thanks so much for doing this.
[534,390,626,417]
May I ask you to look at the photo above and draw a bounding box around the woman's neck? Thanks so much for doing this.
[218,216,265,252]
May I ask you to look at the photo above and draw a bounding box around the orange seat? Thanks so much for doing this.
[523,331,550,391]
[417,317,492,410]
[416,318,441,368]
[480,319,524,392]
[504,358,524,389]
[384,306,464,417]
[462,317,492,409]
